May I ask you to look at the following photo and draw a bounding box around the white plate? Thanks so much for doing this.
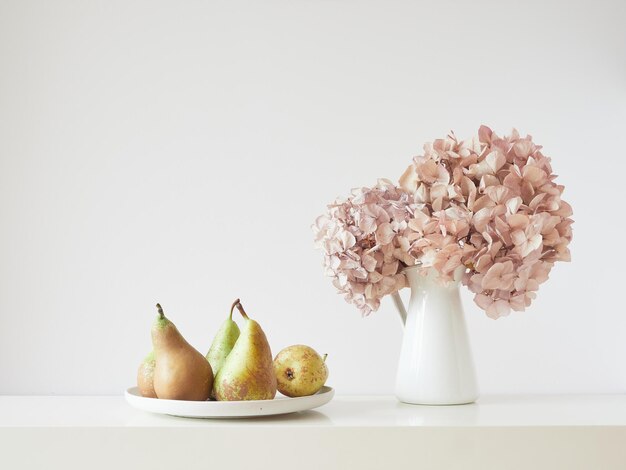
[125,386,334,418]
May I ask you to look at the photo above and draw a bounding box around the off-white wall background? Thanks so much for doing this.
[1,0,625,396]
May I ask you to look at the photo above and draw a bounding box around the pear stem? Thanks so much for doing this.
[323,353,328,362]
[229,298,240,320]
[235,301,249,319]
[156,303,165,319]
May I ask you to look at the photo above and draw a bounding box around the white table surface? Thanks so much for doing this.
[1,394,625,469]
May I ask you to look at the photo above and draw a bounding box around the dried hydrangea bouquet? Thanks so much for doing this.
[313,126,573,404]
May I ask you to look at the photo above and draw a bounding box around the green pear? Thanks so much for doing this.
[137,351,157,398]
[152,303,213,401]
[206,299,241,377]
[273,345,328,397]
[214,300,277,401]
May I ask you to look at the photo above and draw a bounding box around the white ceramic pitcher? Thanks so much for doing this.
[391,266,478,405]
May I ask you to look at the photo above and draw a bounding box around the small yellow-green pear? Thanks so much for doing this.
[273,345,328,397]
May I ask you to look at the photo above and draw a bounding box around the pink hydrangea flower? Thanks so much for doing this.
[314,126,573,319]
[312,180,414,315]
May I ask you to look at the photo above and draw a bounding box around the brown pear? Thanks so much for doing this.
[151,303,213,401]
[137,351,157,398]
[214,300,277,401]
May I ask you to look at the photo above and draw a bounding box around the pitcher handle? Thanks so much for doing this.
[391,291,407,325]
